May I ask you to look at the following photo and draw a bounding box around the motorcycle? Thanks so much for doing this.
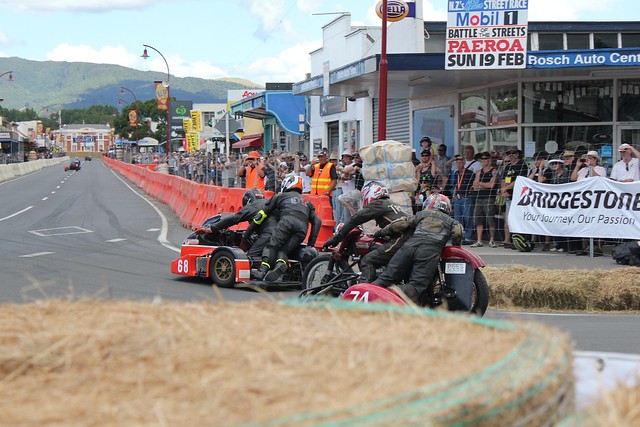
[172,213,317,288]
[300,224,490,316]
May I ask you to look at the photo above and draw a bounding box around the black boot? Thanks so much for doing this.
[251,262,270,280]
[264,261,287,282]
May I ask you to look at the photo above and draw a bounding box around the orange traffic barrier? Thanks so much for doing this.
[191,186,226,228]
[180,182,205,229]
[303,194,335,248]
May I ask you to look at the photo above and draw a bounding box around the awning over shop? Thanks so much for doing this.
[231,92,305,135]
[233,134,263,148]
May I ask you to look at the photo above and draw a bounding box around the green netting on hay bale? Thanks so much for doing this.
[0,299,573,426]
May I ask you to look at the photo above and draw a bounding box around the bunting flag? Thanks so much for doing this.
[155,81,169,111]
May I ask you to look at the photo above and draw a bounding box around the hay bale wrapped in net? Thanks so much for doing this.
[0,299,573,426]
[359,140,418,193]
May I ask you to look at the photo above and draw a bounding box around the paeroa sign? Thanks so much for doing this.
[446,0,529,70]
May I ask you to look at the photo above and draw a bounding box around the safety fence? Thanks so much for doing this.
[102,157,336,248]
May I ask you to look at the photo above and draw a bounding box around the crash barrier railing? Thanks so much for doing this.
[0,157,70,183]
[101,157,335,247]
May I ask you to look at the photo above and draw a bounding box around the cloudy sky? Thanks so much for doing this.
[0,0,634,85]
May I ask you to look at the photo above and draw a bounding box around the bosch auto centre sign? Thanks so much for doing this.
[446,0,529,70]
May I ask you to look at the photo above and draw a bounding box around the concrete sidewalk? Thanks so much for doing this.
[468,243,624,270]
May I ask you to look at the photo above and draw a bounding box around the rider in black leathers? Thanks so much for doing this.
[373,193,463,304]
[195,189,277,261]
[322,181,410,282]
[246,173,322,282]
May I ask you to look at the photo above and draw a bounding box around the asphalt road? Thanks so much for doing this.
[1,159,638,355]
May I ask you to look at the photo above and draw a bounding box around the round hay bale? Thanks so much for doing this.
[0,299,574,426]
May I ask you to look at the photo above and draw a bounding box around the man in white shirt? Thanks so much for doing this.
[610,143,640,182]
[297,153,312,194]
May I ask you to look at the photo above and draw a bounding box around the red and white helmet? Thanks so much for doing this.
[423,193,452,215]
[361,181,389,206]
[281,173,303,192]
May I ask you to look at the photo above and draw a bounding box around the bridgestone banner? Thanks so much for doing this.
[508,177,640,239]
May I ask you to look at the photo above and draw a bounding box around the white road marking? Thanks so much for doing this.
[42,197,48,201]
[111,171,180,253]
[20,252,55,258]
[51,191,56,194]
[29,226,93,237]
[56,186,61,189]
[147,228,160,232]
[106,238,127,242]
[0,206,33,222]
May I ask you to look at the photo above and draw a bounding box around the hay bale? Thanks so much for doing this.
[483,266,640,311]
[0,299,573,426]
[561,381,640,426]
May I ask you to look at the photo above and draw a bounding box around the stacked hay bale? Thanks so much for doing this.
[359,140,417,215]
[0,299,574,426]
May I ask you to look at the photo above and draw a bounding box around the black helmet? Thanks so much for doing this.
[242,189,264,206]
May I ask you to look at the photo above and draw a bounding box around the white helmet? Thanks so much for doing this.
[423,193,452,215]
[361,181,389,206]
[281,173,303,192]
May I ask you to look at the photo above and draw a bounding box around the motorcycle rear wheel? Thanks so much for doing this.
[301,253,354,296]
[467,269,490,316]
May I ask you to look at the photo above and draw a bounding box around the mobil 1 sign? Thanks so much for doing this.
[446,0,529,70]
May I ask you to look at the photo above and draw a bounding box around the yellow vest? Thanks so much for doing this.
[311,162,334,195]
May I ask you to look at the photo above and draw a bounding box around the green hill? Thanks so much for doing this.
[0,57,263,110]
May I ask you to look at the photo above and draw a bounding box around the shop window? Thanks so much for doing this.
[522,80,613,124]
[594,33,618,49]
[538,33,564,50]
[521,125,614,170]
[489,85,518,125]
[618,79,640,121]
[490,127,518,153]
[621,33,640,48]
[425,33,446,54]
[459,129,487,154]
[566,33,590,50]
[460,91,487,129]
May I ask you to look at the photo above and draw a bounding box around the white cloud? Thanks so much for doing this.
[46,43,140,67]
[0,0,156,13]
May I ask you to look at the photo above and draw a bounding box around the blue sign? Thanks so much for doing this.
[528,48,640,69]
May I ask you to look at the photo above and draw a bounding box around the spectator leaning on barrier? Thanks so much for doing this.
[610,143,640,182]
[297,153,312,194]
[499,148,529,249]
[526,151,549,248]
[543,156,572,252]
[471,151,499,248]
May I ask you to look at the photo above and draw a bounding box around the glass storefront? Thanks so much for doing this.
[458,78,639,166]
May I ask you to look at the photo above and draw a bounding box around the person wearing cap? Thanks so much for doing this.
[562,150,578,176]
[499,148,528,249]
[528,151,548,183]
[471,151,499,248]
[296,153,312,194]
[238,150,266,190]
[570,151,606,257]
[571,151,606,181]
[337,150,361,223]
[451,154,476,245]
[415,149,441,204]
[610,143,640,182]
[306,150,338,200]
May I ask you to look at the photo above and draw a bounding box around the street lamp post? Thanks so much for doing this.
[120,86,140,163]
[0,71,14,82]
[141,44,171,153]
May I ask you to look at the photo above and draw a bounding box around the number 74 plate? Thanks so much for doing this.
[445,262,466,274]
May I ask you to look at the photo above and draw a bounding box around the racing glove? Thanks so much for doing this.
[322,235,339,249]
[195,226,211,234]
